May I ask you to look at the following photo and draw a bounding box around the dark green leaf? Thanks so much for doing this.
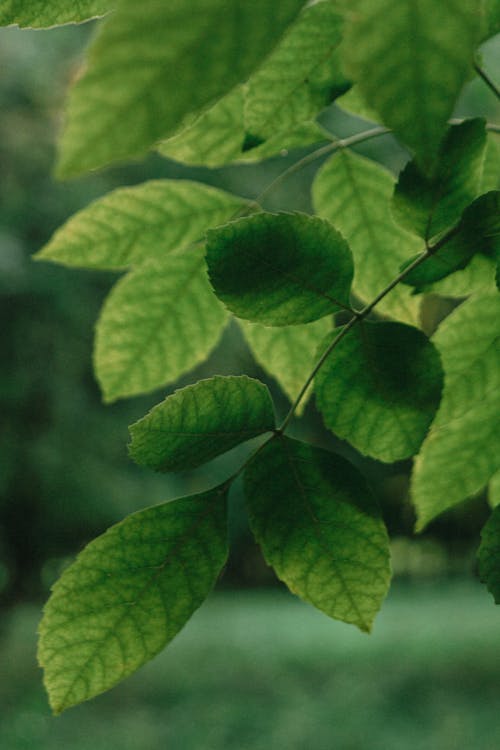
[313,149,422,324]
[57,0,305,176]
[0,0,109,27]
[35,180,250,270]
[403,191,500,290]
[412,294,500,530]
[343,0,481,171]
[94,248,228,402]
[206,212,353,326]
[129,375,275,472]
[393,119,487,240]
[244,436,391,631]
[315,322,443,462]
[478,506,500,603]
[38,487,228,713]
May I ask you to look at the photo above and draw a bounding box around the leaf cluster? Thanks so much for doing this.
[5,0,500,713]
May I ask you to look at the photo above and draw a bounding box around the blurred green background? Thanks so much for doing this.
[1,21,500,749]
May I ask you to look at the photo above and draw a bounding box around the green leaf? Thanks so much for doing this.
[94,247,228,402]
[482,0,500,40]
[129,375,275,473]
[206,212,353,326]
[239,317,332,415]
[335,86,381,123]
[424,254,497,297]
[479,135,500,193]
[312,149,422,325]
[402,191,500,290]
[0,0,109,27]
[488,470,500,509]
[244,435,391,632]
[315,321,443,463]
[412,294,500,530]
[478,506,500,603]
[35,180,250,270]
[392,119,487,240]
[244,0,346,141]
[342,0,481,171]
[157,87,247,168]
[38,487,228,713]
[57,0,305,177]
[157,87,330,168]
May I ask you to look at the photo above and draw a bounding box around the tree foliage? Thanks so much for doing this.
[6,0,500,714]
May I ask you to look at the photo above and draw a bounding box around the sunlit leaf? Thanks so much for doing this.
[239,317,332,415]
[313,149,422,324]
[0,0,109,27]
[343,0,481,170]
[412,294,500,530]
[94,247,228,402]
[36,180,250,270]
[244,0,346,140]
[38,487,228,713]
[57,0,305,176]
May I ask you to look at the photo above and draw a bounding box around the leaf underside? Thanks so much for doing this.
[412,294,500,530]
[57,0,305,176]
[38,488,228,714]
[94,248,228,402]
[313,149,422,325]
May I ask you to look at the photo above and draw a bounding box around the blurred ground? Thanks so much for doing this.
[2,581,500,750]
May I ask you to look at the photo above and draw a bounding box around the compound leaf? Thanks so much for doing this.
[206,212,353,326]
[412,294,500,530]
[244,0,346,141]
[393,119,487,240]
[36,180,250,270]
[239,317,332,415]
[94,247,228,402]
[244,436,391,632]
[478,506,500,603]
[343,0,481,171]
[38,487,228,713]
[315,322,443,463]
[313,149,422,325]
[57,0,305,176]
[0,0,109,27]
[129,375,275,472]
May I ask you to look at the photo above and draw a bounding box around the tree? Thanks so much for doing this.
[2,0,500,715]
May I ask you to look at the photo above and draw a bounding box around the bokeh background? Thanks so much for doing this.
[1,21,500,749]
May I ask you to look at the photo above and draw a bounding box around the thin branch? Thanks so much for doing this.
[253,126,391,208]
[473,61,500,101]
